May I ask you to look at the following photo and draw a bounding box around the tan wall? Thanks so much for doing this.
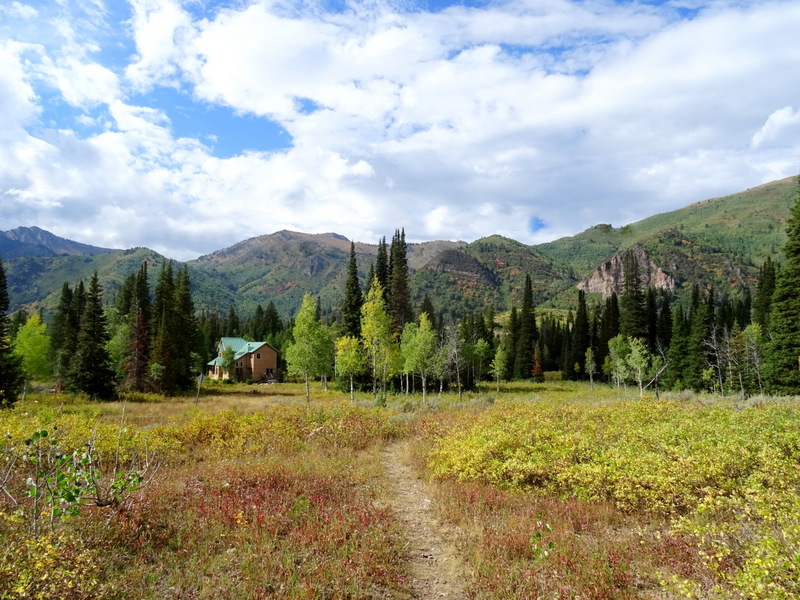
[208,344,279,381]
[249,345,278,381]
[233,345,279,382]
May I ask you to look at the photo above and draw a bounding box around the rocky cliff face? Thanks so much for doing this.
[577,245,676,299]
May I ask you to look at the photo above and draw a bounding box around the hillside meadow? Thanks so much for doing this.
[1,381,798,599]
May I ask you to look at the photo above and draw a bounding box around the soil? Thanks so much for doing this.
[381,441,469,600]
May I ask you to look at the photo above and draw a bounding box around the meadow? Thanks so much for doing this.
[1,380,798,599]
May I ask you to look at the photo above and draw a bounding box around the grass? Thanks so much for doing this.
[1,380,799,599]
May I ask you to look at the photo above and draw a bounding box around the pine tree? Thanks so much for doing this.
[264,301,283,336]
[645,287,658,351]
[753,256,777,333]
[116,272,136,316]
[656,289,673,351]
[514,275,537,378]
[375,237,389,299]
[69,272,115,400]
[764,177,800,394]
[150,261,178,395]
[124,262,151,392]
[505,306,519,380]
[570,290,590,380]
[50,282,77,389]
[619,248,647,340]
[0,259,24,407]
[173,266,198,390]
[388,229,413,334]
[341,241,363,338]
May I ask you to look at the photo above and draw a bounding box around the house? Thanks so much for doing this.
[207,337,279,382]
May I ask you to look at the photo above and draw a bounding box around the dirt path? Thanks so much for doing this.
[381,441,469,600]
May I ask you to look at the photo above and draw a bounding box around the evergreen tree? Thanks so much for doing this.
[50,282,77,389]
[619,248,647,339]
[9,308,28,340]
[753,256,777,333]
[264,301,283,336]
[69,273,115,400]
[596,292,620,376]
[645,287,658,351]
[375,237,389,299]
[764,177,800,394]
[150,261,178,395]
[223,306,240,337]
[341,241,364,338]
[388,229,413,334]
[116,273,136,316]
[124,262,151,392]
[663,304,688,389]
[656,289,673,351]
[514,275,537,379]
[173,266,198,389]
[505,306,519,380]
[569,290,590,379]
[0,259,24,406]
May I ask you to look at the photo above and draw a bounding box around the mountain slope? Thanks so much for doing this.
[0,226,116,259]
[537,176,796,276]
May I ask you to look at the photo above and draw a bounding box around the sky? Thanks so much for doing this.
[1,0,799,261]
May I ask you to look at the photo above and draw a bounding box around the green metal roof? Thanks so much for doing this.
[212,337,274,364]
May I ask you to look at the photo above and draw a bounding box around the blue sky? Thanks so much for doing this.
[1,0,799,260]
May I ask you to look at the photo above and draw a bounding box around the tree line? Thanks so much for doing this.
[1,180,800,405]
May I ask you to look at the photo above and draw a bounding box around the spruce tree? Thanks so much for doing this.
[0,259,24,407]
[173,266,198,390]
[264,301,283,336]
[656,289,673,351]
[388,229,413,335]
[764,177,800,394]
[50,282,77,389]
[645,287,658,351]
[514,275,537,378]
[570,290,590,380]
[664,304,690,390]
[505,306,519,380]
[150,261,178,395]
[375,236,389,299]
[619,248,647,340]
[124,262,151,392]
[69,273,115,400]
[341,241,364,338]
[753,256,777,333]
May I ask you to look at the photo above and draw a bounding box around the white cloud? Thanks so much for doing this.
[751,106,800,149]
[1,0,800,261]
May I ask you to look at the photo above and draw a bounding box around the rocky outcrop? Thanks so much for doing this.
[577,245,675,299]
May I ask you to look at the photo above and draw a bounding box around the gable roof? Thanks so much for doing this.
[215,337,277,360]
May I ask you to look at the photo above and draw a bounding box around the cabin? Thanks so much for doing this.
[207,337,279,382]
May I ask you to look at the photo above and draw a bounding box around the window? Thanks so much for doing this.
[256,353,261,359]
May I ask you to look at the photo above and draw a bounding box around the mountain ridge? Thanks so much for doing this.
[2,176,796,317]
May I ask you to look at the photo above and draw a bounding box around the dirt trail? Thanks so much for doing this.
[381,441,469,600]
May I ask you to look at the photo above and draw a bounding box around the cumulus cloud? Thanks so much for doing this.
[1,0,799,261]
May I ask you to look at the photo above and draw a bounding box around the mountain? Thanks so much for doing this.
[0,226,116,259]
[188,230,466,316]
[2,176,797,319]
